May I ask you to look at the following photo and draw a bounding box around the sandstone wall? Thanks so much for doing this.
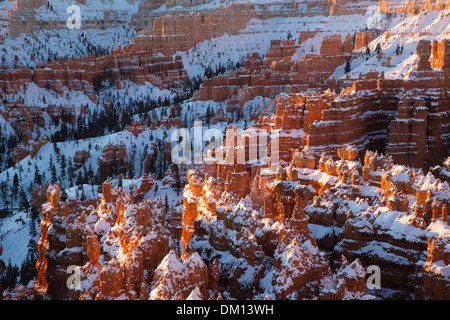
[379,0,450,14]
[0,46,189,102]
[193,33,354,112]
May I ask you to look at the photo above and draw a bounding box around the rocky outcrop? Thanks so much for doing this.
[125,120,148,137]
[134,1,361,57]
[9,0,137,36]
[0,46,190,103]
[73,150,91,171]
[194,34,354,109]
[253,48,450,170]
[417,40,432,71]
[98,142,129,180]
[179,153,374,300]
[130,173,156,203]
[23,179,177,300]
[12,142,31,164]
[148,250,208,300]
[423,237,450,299]
[31,182,50,211]
[275,145,450,299]
[354,31,376,51]
[34,184,60,295]
[30,136,50,159]
[19,144,450,300]
[385,91,428,168]
[431,39,450,70]
[430,157,450,184]
[379,0,450,14]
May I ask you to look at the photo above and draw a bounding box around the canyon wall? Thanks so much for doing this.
[0,47,189,103]
[194,33,353,113]
[197,40,450,169]
[180,138,450,299]
[9,0,140,36]
[379,0,450,14]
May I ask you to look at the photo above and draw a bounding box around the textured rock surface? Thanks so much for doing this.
[194,34,353,109]
[22,179,176,300]
[98,142,129,180]
[3,0,450,302]
[252,54,450,170]
[379,0,450,14]
[149,250,208,300]
[8,144,450,300]
[0,46,189,102]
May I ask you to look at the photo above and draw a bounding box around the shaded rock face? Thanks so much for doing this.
[416,40,432,71]
[31,182,50,211]
[1,103,45,145]
[430,157,450,184]
[380,0,450,14]
[0,45,190,103]
[385,87,450,169]
[423,237,450,300]
[73,150,91,171]
[98,142,129,181]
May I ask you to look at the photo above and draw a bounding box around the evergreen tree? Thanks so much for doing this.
[344,59,351,74]
[20,188,29,212]
[60,154,66,180]
[154,183,159,196]
[205,106,211,126]
[34,165,42,185]
[375,43,381,54]
[19,239,38,285]
[12,173,19,196]
[164,194,169,215]
[173,163,181,196]
[1,259,19,290]
[49,157,57,183]
[62,185,70,201]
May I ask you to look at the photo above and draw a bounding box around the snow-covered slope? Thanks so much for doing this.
[332,9,450,80]
[180,12,377,79]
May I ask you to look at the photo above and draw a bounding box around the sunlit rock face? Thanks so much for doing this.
[178,138,449,300]
[9,179,173,300]
[379,0,450,14]
[16,146,448,300]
